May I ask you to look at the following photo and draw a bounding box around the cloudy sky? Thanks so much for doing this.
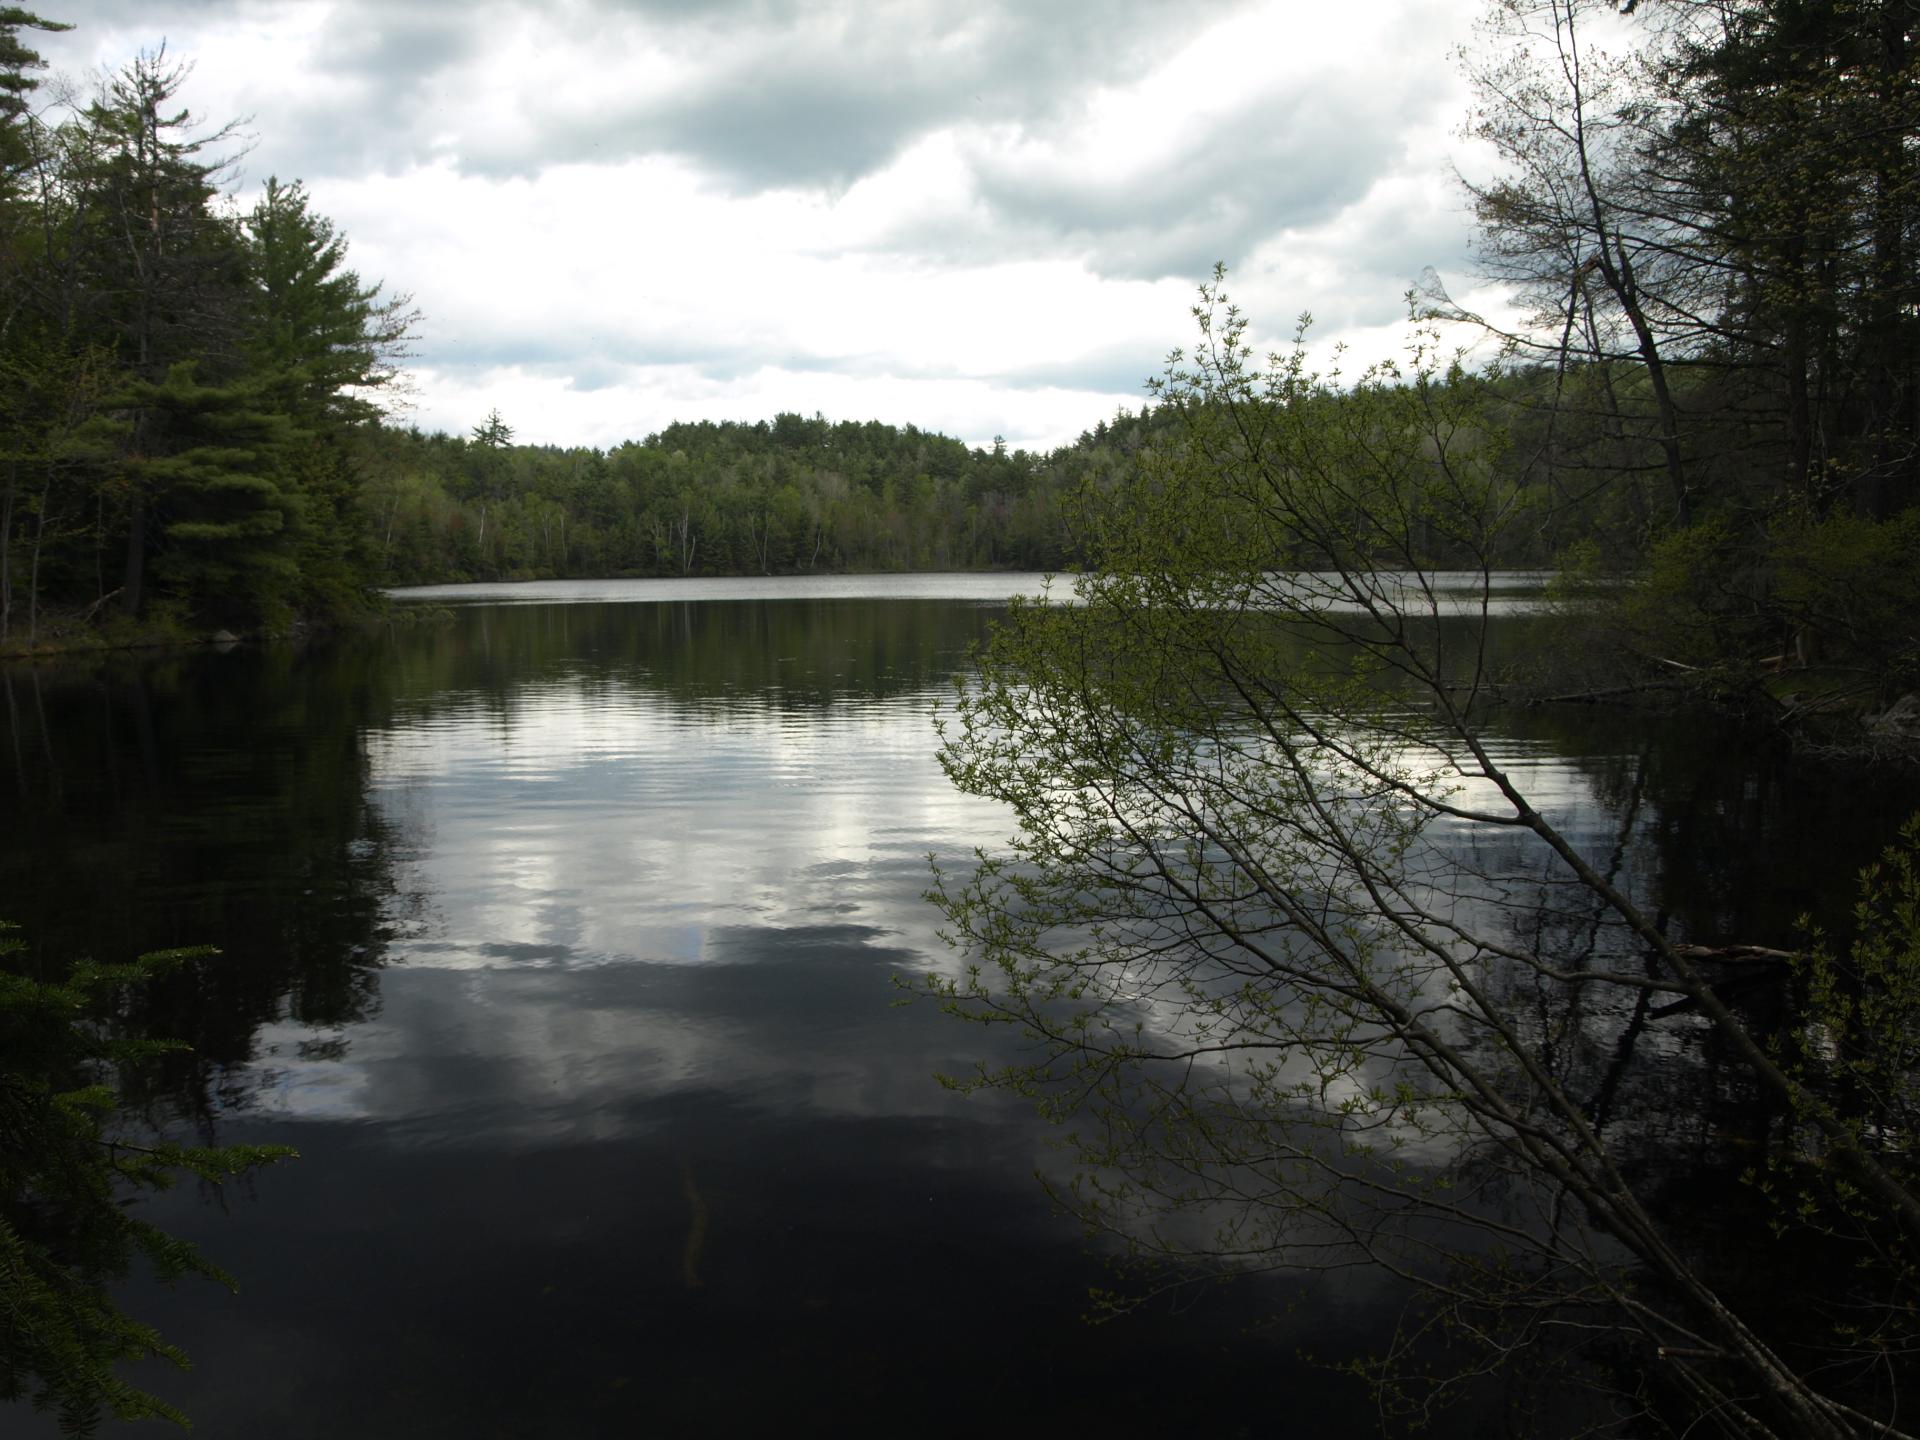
[38,0,1504,451]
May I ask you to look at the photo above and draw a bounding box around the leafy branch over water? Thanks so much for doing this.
[922,281,1920,1437]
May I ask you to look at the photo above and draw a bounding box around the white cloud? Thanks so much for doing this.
[36,0,1494,449]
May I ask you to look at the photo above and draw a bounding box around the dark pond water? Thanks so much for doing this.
[4,574,1917,1436]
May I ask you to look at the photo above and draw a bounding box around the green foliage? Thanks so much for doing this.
[0,9,67,171]
[1771,509,1920,692]
[1463,0,1920,519]
[0,38,413,646]
[1755,817,1920,1359]
[469,409,513,449]
[121,363,304,629]
[1621,516,1771,671]
[0,920,295,1435]
[241,176,415,427]
[1795,818,1920,1148]
[1450,0,1920,712]
[1535,502,1920,709]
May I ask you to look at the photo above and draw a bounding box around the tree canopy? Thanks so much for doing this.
[0,30,414,648]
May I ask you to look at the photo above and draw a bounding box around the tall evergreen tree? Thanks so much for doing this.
[53,49,246,617]
[241,176,414,425]
[0,7,66,185]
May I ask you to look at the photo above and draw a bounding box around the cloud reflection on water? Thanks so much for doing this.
[243,605,1016,1142]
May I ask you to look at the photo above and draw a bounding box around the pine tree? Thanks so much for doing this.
[118,363,304,630]
[241,175,415,425]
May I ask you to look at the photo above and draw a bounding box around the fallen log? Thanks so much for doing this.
[1531,677,1697,705]
[1670,943,1795,966]
[77,587,124,623]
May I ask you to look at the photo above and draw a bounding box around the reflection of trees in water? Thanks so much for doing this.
[1440,720,1920,1426]
[1268,737,1899,1425]
[1502,699,1919,945]
[0,641,417,1124]
[385,598,1003,722]
[931,574,1920,1431]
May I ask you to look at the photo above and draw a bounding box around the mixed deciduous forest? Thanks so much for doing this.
[355,410,1143,586]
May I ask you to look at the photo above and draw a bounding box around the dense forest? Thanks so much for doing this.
[0,0,1915,697]
[1439,0,1920,706]
[355,408,1159,587]
[0,17,417,648]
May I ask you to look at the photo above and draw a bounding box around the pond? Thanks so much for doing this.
[3,574,1915,1436]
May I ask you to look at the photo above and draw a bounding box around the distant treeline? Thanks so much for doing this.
[356,408,1165,586]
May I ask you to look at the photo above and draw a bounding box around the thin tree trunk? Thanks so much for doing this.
[28,490,47,647]
[1594,235,1691,527]
[120,494,146,617]
[1786,314,1814,506]
[3,670,21,797]
[1,466,14,644]
[382,490,400,564]
[1557,0,1693,529]
[1860,2,1912,520]
[29,667,56,804]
